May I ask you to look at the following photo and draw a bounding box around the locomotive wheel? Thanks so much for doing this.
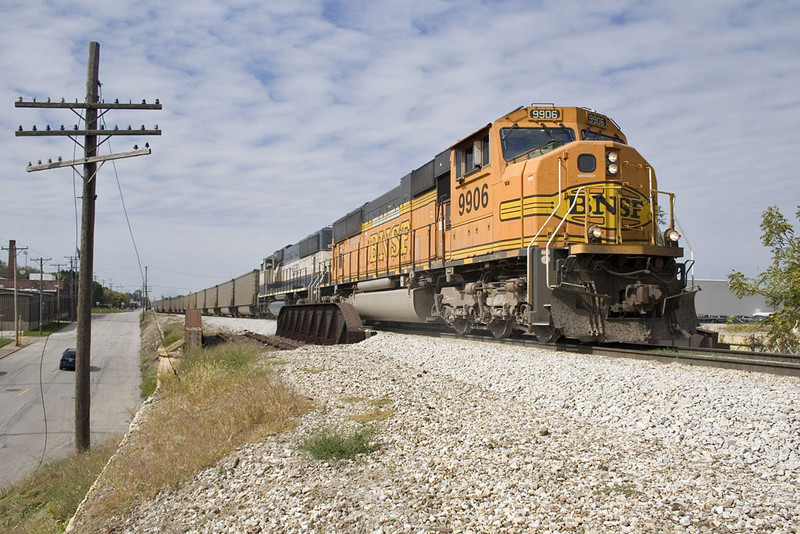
[533,324,561,343]
[452,318,472,336]
[489,318,514,338]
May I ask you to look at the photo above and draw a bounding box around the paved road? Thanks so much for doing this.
[0,311,142,489]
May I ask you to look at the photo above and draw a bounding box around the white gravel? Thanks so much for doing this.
[102,316,800,533]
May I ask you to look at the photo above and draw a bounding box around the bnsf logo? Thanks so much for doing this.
[563,186,650,226]
[368,220,411,262]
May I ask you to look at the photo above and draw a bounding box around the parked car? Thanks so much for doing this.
[59,348,76,371]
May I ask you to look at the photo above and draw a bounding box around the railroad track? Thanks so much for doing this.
[372,323,800,377]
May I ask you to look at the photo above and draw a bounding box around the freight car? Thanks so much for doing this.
[154,270,261,318]
[156,104,699,345]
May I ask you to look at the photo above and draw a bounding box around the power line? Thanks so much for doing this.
[15,41,162,454]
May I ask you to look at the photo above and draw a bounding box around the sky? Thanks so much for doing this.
[1,0,798,299]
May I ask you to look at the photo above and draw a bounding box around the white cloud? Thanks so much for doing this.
[1,0,798,295]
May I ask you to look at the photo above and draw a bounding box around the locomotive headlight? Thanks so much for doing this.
[665,228,680,243]
[588,224,603,241]
[607,150,620,175]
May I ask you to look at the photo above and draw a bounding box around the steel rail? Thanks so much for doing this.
[371,323,800,377]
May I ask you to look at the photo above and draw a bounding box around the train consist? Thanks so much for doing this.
[155,104,699,344]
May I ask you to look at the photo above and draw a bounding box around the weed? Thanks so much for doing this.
[68,340,310,532]
[298,424,380,461]
[595,482,643,498]
[139,353,158,399]
[158,329,183,348]
[0,438,120,534]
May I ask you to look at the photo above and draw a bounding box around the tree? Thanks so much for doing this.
[728,204,800,353]
[92,281,105,306]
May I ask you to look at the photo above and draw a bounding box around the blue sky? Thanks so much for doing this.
[1,0,798,298]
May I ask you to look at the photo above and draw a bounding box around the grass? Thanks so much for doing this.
[298,424,380,461]
[68,341,310,532]
[157,324,184,348]
[2,315,310,533]
[0,439,121,534]
[22,322,69,337]
[0,338,10,349]
[91,307,122,314]
[139,354,158,399]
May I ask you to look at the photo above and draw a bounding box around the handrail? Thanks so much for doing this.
[544,186,586,288]
[526,159,566,294]
[308,271,325,303]
[333,220,439,284]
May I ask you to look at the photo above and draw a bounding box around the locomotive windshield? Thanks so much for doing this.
[500,127,575,161]
[581,129,625,143]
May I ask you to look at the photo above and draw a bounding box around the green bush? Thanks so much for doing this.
[298,424,380,461]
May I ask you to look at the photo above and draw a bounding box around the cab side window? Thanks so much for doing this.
[455,131,490,181]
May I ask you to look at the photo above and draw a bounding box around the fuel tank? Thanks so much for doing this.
[353,288,433,323]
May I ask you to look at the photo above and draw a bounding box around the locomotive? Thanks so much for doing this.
[156,104,699,344]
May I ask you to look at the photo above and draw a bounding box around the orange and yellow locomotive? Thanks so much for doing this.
[329,104,698,343]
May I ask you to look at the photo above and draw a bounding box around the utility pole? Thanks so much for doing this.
[32,257,51,335]
[16,42,161,453]
[64,256,77,320]
[3,241,28,346]
[53,262,64,322]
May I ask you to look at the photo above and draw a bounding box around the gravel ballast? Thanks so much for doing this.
[104,317,799,533]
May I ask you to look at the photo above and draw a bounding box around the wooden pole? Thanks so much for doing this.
[75,41,100,453]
